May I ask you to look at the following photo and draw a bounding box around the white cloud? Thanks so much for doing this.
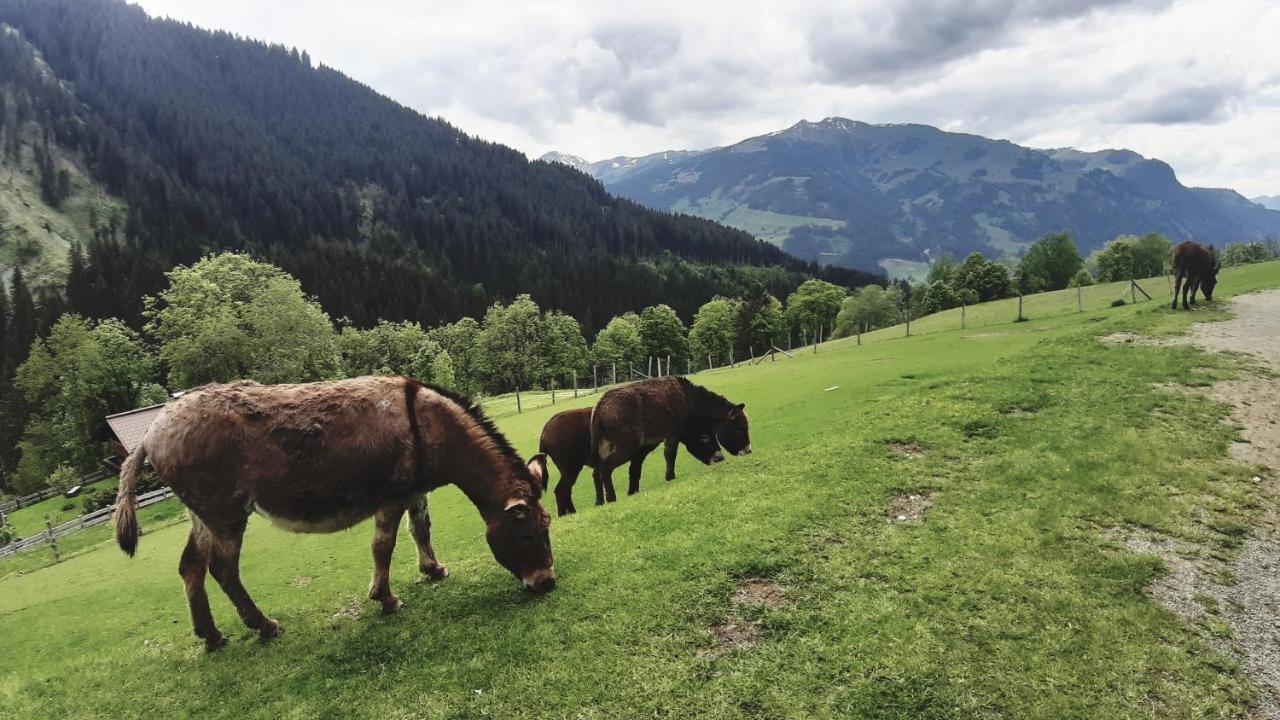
[132,0,1280,196]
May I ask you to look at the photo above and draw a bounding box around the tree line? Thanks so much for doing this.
[0,253,854,495]
[4,235,1277,497]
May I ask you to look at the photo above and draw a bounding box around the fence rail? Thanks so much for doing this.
[0,469,110,514]
[0,486,174,559]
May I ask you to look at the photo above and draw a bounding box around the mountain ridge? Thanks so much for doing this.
[546,118,1280,277]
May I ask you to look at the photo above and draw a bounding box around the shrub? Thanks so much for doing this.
[80,487,116,514]
[1110,298,1127,308]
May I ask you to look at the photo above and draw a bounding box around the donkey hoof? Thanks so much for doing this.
[204,634,228,652]
[259,619,283,639]
[380,596,404,615]
[421,563,449,581]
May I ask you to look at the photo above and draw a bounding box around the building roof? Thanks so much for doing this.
[104,404,166,455]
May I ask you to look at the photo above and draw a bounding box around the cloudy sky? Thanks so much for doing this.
[133,0,1280,197]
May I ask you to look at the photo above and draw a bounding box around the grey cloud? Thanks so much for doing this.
[1116,83,1243,125]
[807,0,1169,85]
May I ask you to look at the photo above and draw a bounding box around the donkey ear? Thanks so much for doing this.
[527,454,548,490]
[504,498,529,520]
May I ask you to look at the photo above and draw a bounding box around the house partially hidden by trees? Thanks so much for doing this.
[103,404,165,473]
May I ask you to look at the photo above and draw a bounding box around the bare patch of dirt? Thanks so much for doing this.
[886,441,925,458]
[888,491,936,523]
[732,579,787,610]
[1001,406,1038,417]
[291,575,314,588]
[1120,290,1280,717]
[331,598,362,621]
[704,619,760,654]
[1101,331,1176,346]
[700,578,789,658]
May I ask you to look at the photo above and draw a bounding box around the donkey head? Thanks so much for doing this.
[681,428,725,465]
[714,403,752,457]
[1204,245,1220,301]
[485,455,556,593]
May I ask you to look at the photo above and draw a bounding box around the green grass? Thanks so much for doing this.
[0,261,1276,719]
[2,478,117,540]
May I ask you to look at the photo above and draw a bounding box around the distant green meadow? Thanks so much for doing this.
[1,262,1276,719]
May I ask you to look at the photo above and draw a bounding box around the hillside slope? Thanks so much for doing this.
[554,119,1280,277]
[0,1,877,330]
[0,23,123,292]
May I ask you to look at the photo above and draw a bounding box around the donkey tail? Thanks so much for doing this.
[114,444,147,557]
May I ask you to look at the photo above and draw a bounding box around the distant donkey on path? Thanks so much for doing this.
[113,376,554,651]
[1171,241,1220,310]
[539,406,725,516]
[590,377,752,505]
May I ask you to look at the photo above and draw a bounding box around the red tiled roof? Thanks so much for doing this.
[105,404,166,454]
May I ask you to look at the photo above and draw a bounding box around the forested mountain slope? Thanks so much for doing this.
[0,0,877,331]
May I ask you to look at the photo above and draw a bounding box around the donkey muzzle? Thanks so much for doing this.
[710,451,725,464]
[522,568,557,593]
[736,445,753,456]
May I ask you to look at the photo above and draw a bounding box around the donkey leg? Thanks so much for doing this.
[628,445,657,496]
[178,522,225,651]
[554,462,582,516]
[1188,277,1200,306]
[408,494,448,581]
[206,518,281,640]
[368,505,406,614]
[1171,270,1182,310]
[663,437,679,481]
[594,458,620,504]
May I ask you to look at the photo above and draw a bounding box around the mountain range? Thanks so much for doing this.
[546,119,1280,278]
[0,0,876,333]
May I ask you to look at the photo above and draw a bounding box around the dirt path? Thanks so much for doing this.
[1177,291,1280,718]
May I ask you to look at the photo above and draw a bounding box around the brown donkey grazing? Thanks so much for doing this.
[590,377,751,505]
[539,406,725,515]
[1171,241,1221,310]
[113,376,554,651]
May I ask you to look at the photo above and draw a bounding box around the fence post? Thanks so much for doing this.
[551,380,556,405]
[628,362,633,381]
[961,301,966,329]
[749,346,755,362]
[573,371,578,398]
[1130,278,1137,305]
[593,365,598,393]
[44,514,59,563]
[648,356,653,377]
[612,363,617,386]
[667,355,671,377]
[708,353,713,372]
[857,323,862,346]
[516,385,522,413]
[1017,293,1024,322]
[1077,286,1083,312]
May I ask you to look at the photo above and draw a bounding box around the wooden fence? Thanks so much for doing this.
[0,486,174,559]
[0,469,110,514]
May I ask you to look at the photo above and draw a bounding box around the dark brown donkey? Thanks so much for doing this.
[590,377,751,505]
[1171,241,1221,310]
[113,376,554,650]
[539,407,725,515]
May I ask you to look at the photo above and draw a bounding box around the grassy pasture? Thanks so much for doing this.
[0,261,1276,719]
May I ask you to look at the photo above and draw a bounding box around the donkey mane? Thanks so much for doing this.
[675,376,736,415]
[404,378,542,498]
